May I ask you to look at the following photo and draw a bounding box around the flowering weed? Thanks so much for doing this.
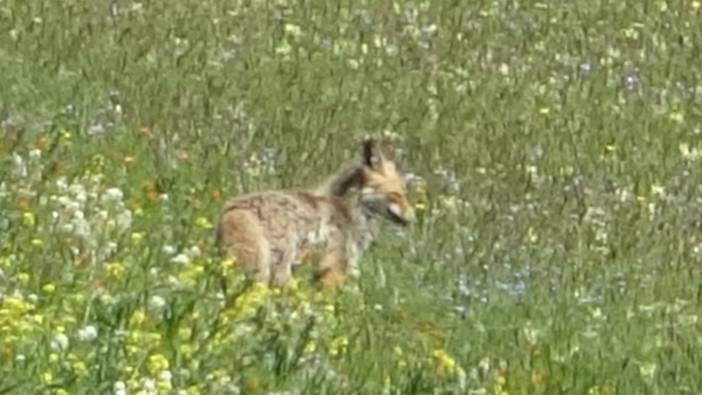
[2,0,702,393]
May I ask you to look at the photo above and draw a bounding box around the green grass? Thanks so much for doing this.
[2,0,702,394]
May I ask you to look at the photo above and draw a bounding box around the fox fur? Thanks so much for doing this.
[215,138,415,289]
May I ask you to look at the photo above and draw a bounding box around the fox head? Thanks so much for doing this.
[323,138,416,226]
[355,138,416,226]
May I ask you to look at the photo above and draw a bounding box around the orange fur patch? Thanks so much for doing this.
[316,268,346,291]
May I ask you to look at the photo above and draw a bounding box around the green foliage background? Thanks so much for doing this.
[1,0,702,394]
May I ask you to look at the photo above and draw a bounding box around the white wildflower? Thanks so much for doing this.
[28,149,42,160]
[56,178,69,192]
[114,380,128,395]
[69,183,87,202]
[78,325,98,342]
[639,362,657,381]
[422,24,438,35]
[651,184,665,197]
[96,209,109,221]
[158,370,172,383]
[148,295,166,311]
[72,213,92,240]
[59,222,75,233]
[275,41,292,56]
[187,245,201,258]
[680,143,702,161]
[88,124,105,135]
[284,23,303,38]
[592,307,604,320]
[141,378,156,394]
[162,245,176,256]
[50,333,70,351]
[166,275,181,288]
[105,241,118,255]
[171,254,190,265]
[12,153,27,178]
[115,210,133,231]
[103,187,124,203]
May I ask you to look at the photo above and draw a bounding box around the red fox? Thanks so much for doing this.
[215,138,415,289]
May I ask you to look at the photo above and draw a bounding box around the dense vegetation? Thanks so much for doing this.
[2,1,702,394]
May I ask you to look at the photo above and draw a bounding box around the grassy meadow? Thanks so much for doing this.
[2,0,702,393]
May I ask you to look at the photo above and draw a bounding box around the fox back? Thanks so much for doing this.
[215,138,415,289]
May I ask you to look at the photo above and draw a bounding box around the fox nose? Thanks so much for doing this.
[387,201,415,226]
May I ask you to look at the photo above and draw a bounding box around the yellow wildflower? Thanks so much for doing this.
[106,262,126,279]
[40,371,53,385]
[178,264,205,287]
[147,353,170,373]
[71,293,86,305]
[72,361,88,377]
[493,373,508,394]
[127,379,139,391]
[194,216,213,229]
[178,343,194,358]
[324,303,335,314]
[60,130,73,146]
[328,336,349,357]
[130,232,144,245]
[17,272,30,285]
[303,341,316,354]
[2,296,34,315]
[22,212,36,227]
[0,257,10,268]
[669,111,685,123]
[157,380,172,392]
[178,327,192,340]
[130,310,147,327]
[394,346,407,368]
[230,282,272,320]
[126,345,139,356]
[432,348,458,377]
[145,332,162,344]
[220,258,235,274]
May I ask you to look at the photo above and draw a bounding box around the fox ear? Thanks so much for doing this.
[361,137,384,170]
